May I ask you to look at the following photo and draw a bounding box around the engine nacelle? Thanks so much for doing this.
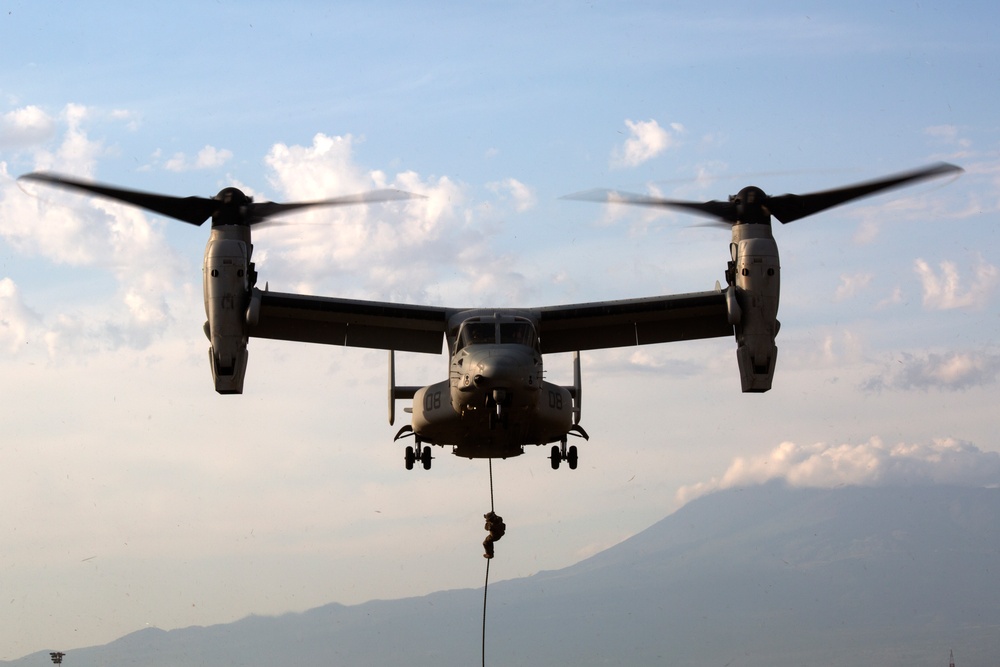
[203,235,251,394]
[729,227,780,393]
[208,341,248,395]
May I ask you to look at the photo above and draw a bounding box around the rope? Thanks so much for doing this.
[489,457,495,512]
[482,555,490,667]
[482,458,495,667]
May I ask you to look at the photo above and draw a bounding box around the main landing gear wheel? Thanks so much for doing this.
[406,445,433,470]
[550,441,578,470]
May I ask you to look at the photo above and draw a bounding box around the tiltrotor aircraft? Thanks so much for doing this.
[20,163,961,470]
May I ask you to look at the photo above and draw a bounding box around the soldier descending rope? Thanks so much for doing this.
[482,511,506,559]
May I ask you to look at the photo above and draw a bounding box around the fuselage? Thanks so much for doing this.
[410,312,574,458]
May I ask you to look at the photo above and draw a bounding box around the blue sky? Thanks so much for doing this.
[1,0,998,659]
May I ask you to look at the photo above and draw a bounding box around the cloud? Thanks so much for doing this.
[17,103,104,177]
[0,278,42,352]
[110,108,141,132]
[164,145,233,172]
[677,437,1000,505]
[862,350,1000,392]
[0,109,186,353]
[843,170,971,244]
[924,124,972,151]
[611,119,683,169]
[834,272,873,301]
[5,123,534,360]
[874,286,903,309]
[0,105,56,149]
[915,257,999,309]
[486,177,536,212]
[257,132,526,305]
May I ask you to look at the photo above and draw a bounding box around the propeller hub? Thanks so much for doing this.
[731,186,771,225]
[211,187,254,227]
[215,187,252,205]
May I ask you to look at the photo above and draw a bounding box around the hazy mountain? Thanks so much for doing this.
[8,483,999,666]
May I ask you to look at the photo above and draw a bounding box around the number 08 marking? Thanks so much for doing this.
[424,391,442,411]
[548,390,563,410]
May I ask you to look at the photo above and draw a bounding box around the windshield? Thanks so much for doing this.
[499,322,536,347]
[455,318,539,352]
[458,322,496,349]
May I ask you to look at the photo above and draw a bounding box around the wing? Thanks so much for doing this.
[537,288,732,354]
[248,287,731,355]
[249,290,450,354]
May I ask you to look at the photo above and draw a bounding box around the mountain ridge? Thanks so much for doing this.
[7,482,998,666]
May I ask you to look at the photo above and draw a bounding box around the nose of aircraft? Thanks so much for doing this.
[472,348,534,388]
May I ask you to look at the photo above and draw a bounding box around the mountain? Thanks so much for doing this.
[7,483,999,666]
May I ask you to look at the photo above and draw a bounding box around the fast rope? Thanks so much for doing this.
[488,456,495,512]
[482,545,490,667]
[481,457,504,667]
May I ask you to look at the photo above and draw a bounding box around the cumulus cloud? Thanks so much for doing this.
[2,122,547,358]
[915,257,999,309]
[0,105,56,149]
[486,177,536,212]
[0,107,184,352]
[164,145,233,172]
[256,132,525,305]
[862,350,1000,392]
[260,133,451,279]
[23,103,104,177]
[834,272,873,301]
[611,119,683,169]
[677,437,1000,505]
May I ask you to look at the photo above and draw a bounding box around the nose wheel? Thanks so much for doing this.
[549,439,578,470]
[405,444,433,470]
[487,389,510,430]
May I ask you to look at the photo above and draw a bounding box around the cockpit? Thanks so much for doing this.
[454,316,539,353]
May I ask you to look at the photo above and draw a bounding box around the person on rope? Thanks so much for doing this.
[483,511,506,559]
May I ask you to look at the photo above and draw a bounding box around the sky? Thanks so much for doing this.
[1,0,998,658]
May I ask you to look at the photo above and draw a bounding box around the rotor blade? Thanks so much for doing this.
[18,172,218,225]
[248,189,426,225]
[766,162,964,224]
[562,188,738,222]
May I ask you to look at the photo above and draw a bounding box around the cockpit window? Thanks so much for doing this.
[455,318,539,352]
[499,322,536,347]
[458,322,496,349]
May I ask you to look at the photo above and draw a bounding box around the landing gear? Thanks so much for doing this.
[405,444,434,470]
[488,389,510,431]
[549,439,578,470]
[488,408,508,431]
